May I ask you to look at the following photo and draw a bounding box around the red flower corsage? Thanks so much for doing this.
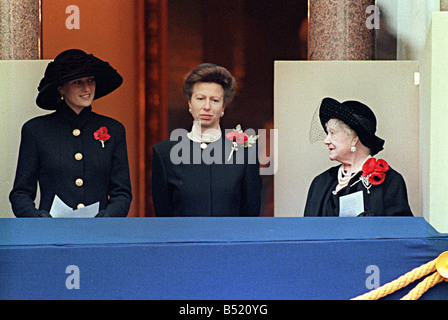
[361,157,389,193]
[225,124,258,161]
[225,130,248,144]
[94,126,110,148]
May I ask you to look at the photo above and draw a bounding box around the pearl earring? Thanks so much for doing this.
[221,111,224,117]
[351,146,356,153]
[189,108,192,113]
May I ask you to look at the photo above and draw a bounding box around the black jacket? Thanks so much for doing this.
[304,165,413,217]
[151,133,261,217]
[9,103,132,217]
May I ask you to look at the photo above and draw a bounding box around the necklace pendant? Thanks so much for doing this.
[200,142,208,149]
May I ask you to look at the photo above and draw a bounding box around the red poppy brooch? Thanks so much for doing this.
[94,126,110,148]
[360,157,389,193]
[225,124,258,161]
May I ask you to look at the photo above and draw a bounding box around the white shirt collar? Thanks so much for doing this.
[187,122,222,143]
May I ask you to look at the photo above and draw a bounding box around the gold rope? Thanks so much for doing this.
[352,251,448,300]
[400,272,444,300]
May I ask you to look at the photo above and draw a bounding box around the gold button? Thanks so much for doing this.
[436,251,448,279]
[75,178,83,187]
[72,129,81,136]
[74,153,83,161]
[77,203,85,209]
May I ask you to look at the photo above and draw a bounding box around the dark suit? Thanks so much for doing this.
[304,165,413,216]
[9,103,132,217]
[152,132,261,216]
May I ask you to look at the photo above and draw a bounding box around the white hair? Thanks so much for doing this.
[325,118,357,138]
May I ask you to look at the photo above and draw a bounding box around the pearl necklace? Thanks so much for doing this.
[333,156,372,195]
[337,166,359,187]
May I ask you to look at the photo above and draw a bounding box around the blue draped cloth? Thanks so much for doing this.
[1,217,447,299]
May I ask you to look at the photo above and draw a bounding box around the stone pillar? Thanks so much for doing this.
[0,0,40,59]
[308,0,375,60]
[441,0,448,11]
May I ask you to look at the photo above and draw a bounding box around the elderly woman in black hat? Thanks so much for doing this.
[9,49,132,217]
[304,97,412,217]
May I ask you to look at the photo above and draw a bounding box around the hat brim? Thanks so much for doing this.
[319,97,385,155]
[36,67,123,110]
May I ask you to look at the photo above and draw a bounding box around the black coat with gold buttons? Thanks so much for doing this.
[9,103,132,217]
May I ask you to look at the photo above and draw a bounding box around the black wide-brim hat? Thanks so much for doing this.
[319,97,385,155]
[36,49,123,110]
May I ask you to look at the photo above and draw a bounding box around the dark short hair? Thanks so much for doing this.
[183,64,237,104]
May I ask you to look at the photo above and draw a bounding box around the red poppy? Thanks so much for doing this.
[94,126,110,148]
[369,171,386,185]
[362,158,389,186]
[94,126,110,141]
[225,130,248,144]
[362,158,376,177]
[375,159,389,172]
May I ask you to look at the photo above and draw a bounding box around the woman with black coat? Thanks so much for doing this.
[304,97,412,217]
[151,64,261,217]
[9,49,132,217]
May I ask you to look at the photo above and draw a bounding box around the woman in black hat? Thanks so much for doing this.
[9,49,132,217]
[151,63,261,216]
[304,97,412,217]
